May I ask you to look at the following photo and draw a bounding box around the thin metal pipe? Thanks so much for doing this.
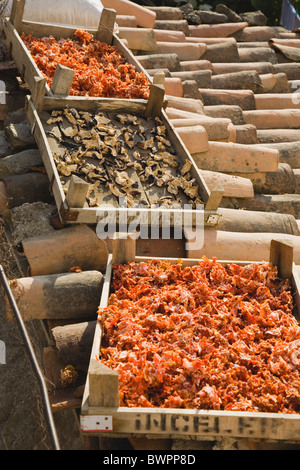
[0,265,61,450]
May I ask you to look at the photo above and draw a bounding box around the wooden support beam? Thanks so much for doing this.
[50,64,74,97]
[96,8,116,44]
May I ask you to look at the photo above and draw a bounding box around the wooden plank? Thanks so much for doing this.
[81,240,300,441]
[95,8,116,45]
[25,97,66,213]
[88,362,119,408]
[87,255,116,409]
[292,264,300,323]
[152,71,165,86]
[87,234,136,408]
[81,407,300,441]
[43,96,147,114]
[50,64,75,97]
[65,175,89,209]
[204,184,224,212]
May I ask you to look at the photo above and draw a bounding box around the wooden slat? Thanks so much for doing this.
[32,76,46,112]
[205,184,224,212]
[65,175,89,209]
[5,15,152,101]
[50,64,74,97]
[3,19,44,92]
[26,97,218,226]
[81,406,300,441]
[81,239,300,441]
[270,239,294,280]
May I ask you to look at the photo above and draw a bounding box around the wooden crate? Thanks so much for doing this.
[2,0,154,107]
[80,234,300,442]
[25,94,221,227]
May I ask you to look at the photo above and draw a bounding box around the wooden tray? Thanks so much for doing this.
[2,0,154,108]
[80,234,300,442]
[25,94,221,227]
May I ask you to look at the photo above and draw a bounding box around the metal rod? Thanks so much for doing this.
[0,265,61,450]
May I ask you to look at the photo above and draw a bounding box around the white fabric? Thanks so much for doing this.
[6,0,104,29]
